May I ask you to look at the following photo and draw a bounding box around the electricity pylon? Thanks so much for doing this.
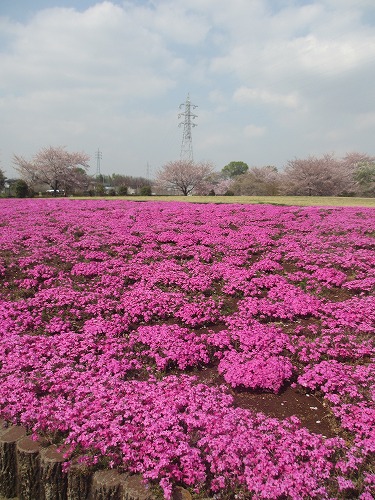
[178,94,197,162]
[95,148,102,177]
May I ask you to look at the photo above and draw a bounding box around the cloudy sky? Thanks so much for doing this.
[1,0,375,179]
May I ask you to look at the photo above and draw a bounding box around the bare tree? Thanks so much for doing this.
[156,160,214,196]
[13,146,90,195]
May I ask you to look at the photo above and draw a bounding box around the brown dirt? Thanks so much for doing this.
[233,387,335,437]
[194,366,337,438]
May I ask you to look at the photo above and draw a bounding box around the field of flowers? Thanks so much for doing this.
[0,198,374,499]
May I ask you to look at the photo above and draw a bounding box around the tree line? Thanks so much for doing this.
[1,146,151,197]
[1,146,374,198]
[155,154,375,197]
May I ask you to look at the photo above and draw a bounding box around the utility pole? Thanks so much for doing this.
[178,94,197,162]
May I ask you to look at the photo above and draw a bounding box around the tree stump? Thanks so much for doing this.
[122,474,154,500]
[67,460,93,500]
[40,445,67,500]
[16,436,41,500]
[92,469,125,500]
[0,425,27,498]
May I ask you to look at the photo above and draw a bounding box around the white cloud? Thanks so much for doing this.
[135,2,211,46]
[233,87,301,109]
[244,124,266,138]
[289,34,375,76]
[354,112,375,130]
[1,3,180,96]
[0,0,375,177]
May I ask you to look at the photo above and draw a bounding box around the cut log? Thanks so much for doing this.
[67,460,93,500]
[0,420,8,437]
[0,425,27,498]
[172,486,192,500]
[122,474,154,500]
[16,436,41,500]
[40,445,67,500]
[92,469,125,500]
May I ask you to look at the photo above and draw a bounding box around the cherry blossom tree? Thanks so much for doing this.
[194,172,234,196]
[281,152,375,196]
[281,154,348,196]
[231,165,280,195]
[156,160,214,196]
[13,146,90,195]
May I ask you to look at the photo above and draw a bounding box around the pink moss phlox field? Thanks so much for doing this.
[0,198,374,499]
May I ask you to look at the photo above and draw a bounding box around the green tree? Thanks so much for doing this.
[118,185,128,196]
[222,161,249,178]
[14,179,29,198]
[354,162,375,196]
[95,184,105,196]
[0,169,5,192]
[140,185,152,196]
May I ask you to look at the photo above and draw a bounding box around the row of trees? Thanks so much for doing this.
[155,155,375,197]
[96,173,151,195]
[1,147,151,197]
[0,169,31,197]
[1,146,374,198]
[281,153,375,197]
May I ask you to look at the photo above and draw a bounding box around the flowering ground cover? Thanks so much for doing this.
[0,198,374,499]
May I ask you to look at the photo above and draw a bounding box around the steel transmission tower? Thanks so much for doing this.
[178,94,197,162]
[95,148,102,181]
